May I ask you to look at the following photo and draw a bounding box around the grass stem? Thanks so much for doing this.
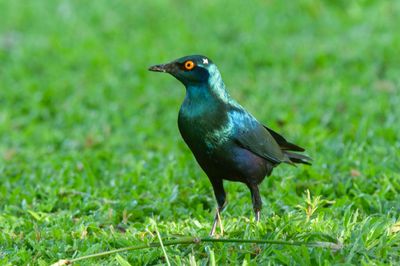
[50,237,342,265]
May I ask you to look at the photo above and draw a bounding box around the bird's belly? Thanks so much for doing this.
[192,141,272,185]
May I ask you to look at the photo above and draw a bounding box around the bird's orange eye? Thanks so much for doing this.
[184,60,195,70]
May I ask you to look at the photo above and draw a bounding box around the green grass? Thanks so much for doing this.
[1,0,399,265]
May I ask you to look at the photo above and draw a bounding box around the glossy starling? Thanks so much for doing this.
[149,55,311,236]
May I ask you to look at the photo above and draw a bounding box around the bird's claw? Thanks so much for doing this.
[209,207,224,237]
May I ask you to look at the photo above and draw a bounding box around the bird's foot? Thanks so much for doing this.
[217,208,224,235]
[209,219,217,237]
[255,210,260,222]
[209,208,224,237]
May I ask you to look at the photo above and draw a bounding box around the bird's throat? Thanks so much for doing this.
[180,84,217,118]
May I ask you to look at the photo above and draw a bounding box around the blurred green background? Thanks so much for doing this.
[1,0,399,264]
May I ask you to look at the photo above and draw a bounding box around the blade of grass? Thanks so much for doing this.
[153,220,171,266]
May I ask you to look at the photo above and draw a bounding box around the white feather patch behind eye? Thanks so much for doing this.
[202,58,209,64]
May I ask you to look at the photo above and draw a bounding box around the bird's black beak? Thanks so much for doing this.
[148,63,174,73]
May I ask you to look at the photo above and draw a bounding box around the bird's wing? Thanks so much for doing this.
[231,111,287,164]
[263,126,305,152]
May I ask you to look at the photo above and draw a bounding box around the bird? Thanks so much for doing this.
[149,55,311,236]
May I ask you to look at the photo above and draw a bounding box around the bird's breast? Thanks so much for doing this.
[178,102,230,154]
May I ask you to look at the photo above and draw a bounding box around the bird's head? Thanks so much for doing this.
[149,55,214,87]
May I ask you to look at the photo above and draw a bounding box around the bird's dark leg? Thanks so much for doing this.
[209,178,226,236]
[247,184,262,222]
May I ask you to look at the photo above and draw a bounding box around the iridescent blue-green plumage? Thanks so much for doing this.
[149,55,311,235]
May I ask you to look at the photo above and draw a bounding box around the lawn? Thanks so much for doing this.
[1,0,399,265]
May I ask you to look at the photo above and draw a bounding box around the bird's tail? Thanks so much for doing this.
[284,151,312,165]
